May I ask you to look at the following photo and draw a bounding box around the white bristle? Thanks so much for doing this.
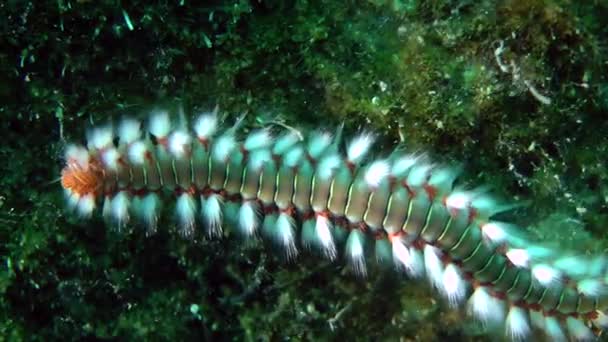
[442,263,466,307]
[427,167,459,196]
[317,153,342,180]
[65,189,80,209]
[506,248,530,268]
[505,306,530,340]
[554,255,606,279]
[176,193,196,238]
[238,200,260,237]
[193,113,218,140]
[529,309,545,331]
[76,193,96,217]
[306,132,332,160]
[445,191,471,210]
[424,244,444,289]
[315,214,336,260]
[131,196,144,231]
[127,140,148,165]
[211,133,236,162]
[65,144,90,169]
[532,264,561,287]
[481,222,507,245]
[65,189,79,209]
[592,310,608,329]
[391,238,424,278]
[471,194,502,217]
[345,229,367,277]
[149,110,171,138]
[272,132,300,155]
[111,191,130,227]
[467,286,505,326]
[391,154,419,178]
[544,316,567,342]
[249,149,272,171]
[578,278,607,298]
[374,238,391,265]
[102,195,112,221]
[276,212,298,260]
[118,118,141,145]
[88,125,114,150]
[261,213,277,241]
[283,146,304,168]
[346,133,375,164]
[244,129,272,151]
[364,160,390,188]
[100,147,121,171]
[140,193,160,235]
[301,219,316,250]
[406,164,431,188]
[168,131,192,159]
[566,316,594,341]
[526,245,554,260]
[201,194,223,238]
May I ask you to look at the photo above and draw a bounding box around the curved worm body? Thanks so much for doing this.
[61,109,608,340]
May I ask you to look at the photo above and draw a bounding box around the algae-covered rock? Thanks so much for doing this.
[1,1,607,340]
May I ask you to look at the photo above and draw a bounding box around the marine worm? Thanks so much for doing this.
[61,108,608,340]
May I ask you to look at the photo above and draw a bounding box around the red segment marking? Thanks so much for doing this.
[346,160,356,174]
[401,180,416,197]
[423,183,437,200]
[197,137,209,150]
[279,205,296,216]
[157,137,168,148]
[144,150,154,162]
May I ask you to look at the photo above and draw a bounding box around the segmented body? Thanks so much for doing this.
[61,109,608,340]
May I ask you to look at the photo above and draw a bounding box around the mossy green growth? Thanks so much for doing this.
[1,0,608,340]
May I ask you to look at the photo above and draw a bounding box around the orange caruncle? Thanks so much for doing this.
[61,159,104,197]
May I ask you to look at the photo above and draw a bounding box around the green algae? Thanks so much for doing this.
[1,0,608,340]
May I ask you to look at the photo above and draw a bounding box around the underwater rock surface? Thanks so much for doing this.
[2,1,608,340]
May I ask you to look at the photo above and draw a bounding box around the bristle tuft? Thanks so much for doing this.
[505,306,530,340]
[118,118,141,145]
[238,200,260,237]
[346,229,367,277]
[193,113,218,139]
[391,238,424,277]
[467,286,505,326]
[506,248,530,268]
[364,160,390,188]
[566,316,594,341]
[317,153,342,180]
[442,263,466,307]
[65,144,90,169]
[531,264,561,287]
[127,141,148,164]
[346,133,375,164]
[201,194,223,238]
[176,193,196,238]
[111,191,130,228]
[272,132,300,156]
[168,131,192,159]
[88,125,114,150]
[211,133,236,162]
[391,154,419,178]
[424,244,444,289]
[315,214,336,260]
[306,132,332,160]
[544,316,567,342]
[77,193,96,217]
[276,212,298,260]
[244,129,272,151]
[149,110,171,138]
